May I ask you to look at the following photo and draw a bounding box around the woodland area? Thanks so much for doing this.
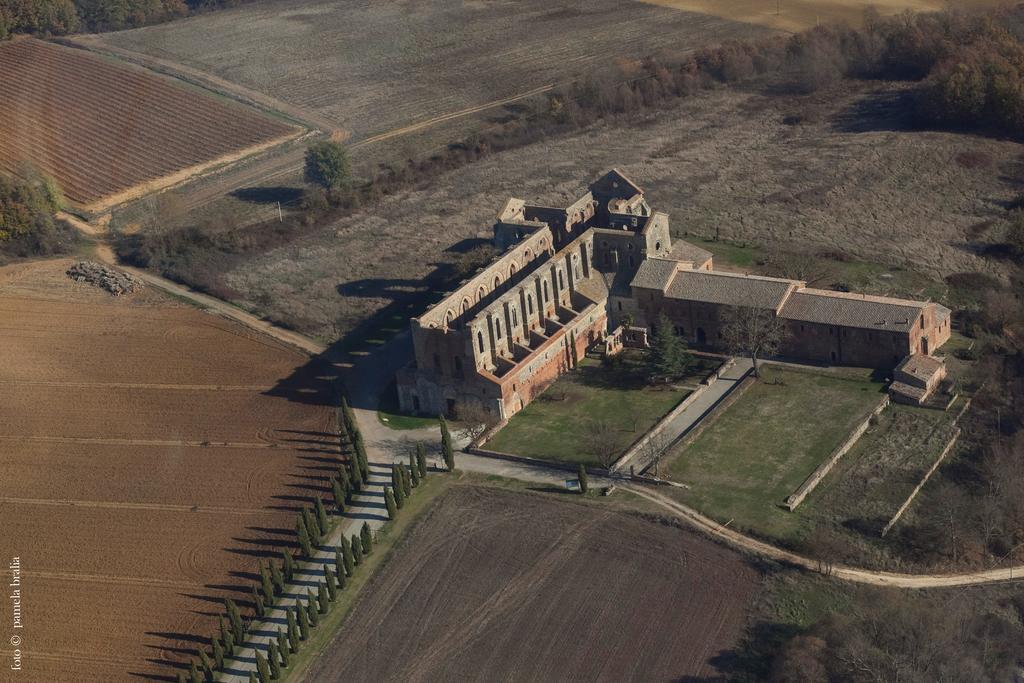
[0,171,77,260]
[0,0,243,35]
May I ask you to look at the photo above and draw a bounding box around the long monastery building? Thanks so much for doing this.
[397,170,951,419]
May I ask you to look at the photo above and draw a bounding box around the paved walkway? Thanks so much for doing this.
[621,357,753,475]
[216,462,391,682]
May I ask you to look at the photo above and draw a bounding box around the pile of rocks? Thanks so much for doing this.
[66,261,144,296]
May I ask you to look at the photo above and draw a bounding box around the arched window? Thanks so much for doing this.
[543,281,549,302]
[527,296,534,314]
[477,331,485,353]
[495,319,502,337]
[512,308,518,327]
[558,271,565,289]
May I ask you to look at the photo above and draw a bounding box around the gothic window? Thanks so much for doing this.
[543,281,549,302]
[478,331,485,353]
[558,270,565,289]
[527,296,534,314]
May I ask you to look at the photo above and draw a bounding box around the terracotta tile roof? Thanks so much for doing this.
[630,258,680,291]
[896,354,944,380]
[666,239,713,266]
[780,288,927,332]
[665,270,797,310]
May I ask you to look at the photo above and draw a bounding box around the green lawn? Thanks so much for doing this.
[667,365,886,540]
[689,237,765,269]
[485,354,710,466]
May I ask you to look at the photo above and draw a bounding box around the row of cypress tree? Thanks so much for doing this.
[180,397,454,682]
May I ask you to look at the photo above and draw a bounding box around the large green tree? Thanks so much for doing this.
[304,141,350,190]
[647,313,692,381]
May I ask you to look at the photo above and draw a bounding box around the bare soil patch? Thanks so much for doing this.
[0,38,298,211]
[0,259,335,682]
[305,485,760,682]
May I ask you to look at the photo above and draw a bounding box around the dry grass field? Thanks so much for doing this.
[0,259,335,682]
[647,0,1007,32]
[224,81,1023,341]
[93,0,769,144]
[0,38,298,212]
[306,485,760,682]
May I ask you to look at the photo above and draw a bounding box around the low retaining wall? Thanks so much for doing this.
[880,428,962,537]
[783,395,891,511]
[666,373,755,461]
[610,359,735,474]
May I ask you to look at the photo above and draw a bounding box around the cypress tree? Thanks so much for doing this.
[416,441,427,478]
[314,496,330,534]
[337,465,351,497]
[400,463,412,497]
[306,590,319,627]
[296,514,314,558]
[324,565,338,601]
[276,628,290,668]
[578,463,589,494]
[260,561,275,605]
[302,506,321,543]
[267,640,281,680]
[297,603,310,640]
[351,533,363,565]
[197,648,213,680]
[318,581,330,614]
[188,661,202,683]
[349,457,363,491]
[255,649,271,683]
[225,598,245,644]
[220,616,234,657]
[331,478,347,514]
[392,465,406,509]
[212,638,225,671]
[409,453,420,488]
[336,565,347,591]
[251,585,266,619]
[286,609,301,652]
[269,561,285,595]
[282,549,296,582]
[340,536,355,576]
[440,416,454,471]
[341,396,356,434]
[360,521,373,555]
[384,487,398,520]
[353,431,369,479]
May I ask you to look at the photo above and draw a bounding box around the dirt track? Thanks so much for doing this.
[304,485,759,682]
[0,259,335,682]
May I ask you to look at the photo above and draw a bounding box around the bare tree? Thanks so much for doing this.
[454,402,499,444]
[639,430,670,478]
[582,419,624,469]
[766,246,833,286]
[720,305,786,378]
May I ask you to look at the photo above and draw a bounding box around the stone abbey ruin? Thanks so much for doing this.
[397,170,951,419]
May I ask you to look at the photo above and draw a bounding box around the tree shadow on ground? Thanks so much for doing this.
[230,186,304,205]
[831,88,919,134]
[708,620,800,681]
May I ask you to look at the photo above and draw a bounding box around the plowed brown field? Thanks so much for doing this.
[0,38,298,211]
[307,486,761,682]
[0,259,335,682]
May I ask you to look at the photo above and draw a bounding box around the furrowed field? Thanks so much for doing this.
[0,38,298,211]
[0,259,334,681]
[307,486,761,682]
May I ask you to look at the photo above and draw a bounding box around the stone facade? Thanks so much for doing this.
[397,170,952,419]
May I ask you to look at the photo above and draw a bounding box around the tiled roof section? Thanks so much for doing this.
[665,270,797,310]
[667,238,713,267]
[780,288,927,332]
[630,258,680,291]
[897,354,944,380]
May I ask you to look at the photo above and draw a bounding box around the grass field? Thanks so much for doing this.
[94,0,767,142]
[0,38,297,211]
[486,354,709,466]
[666,365,886,539]
[304,485,761,681]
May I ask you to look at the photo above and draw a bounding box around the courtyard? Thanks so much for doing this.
[485,353,717,467]
[666,365,887,539]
